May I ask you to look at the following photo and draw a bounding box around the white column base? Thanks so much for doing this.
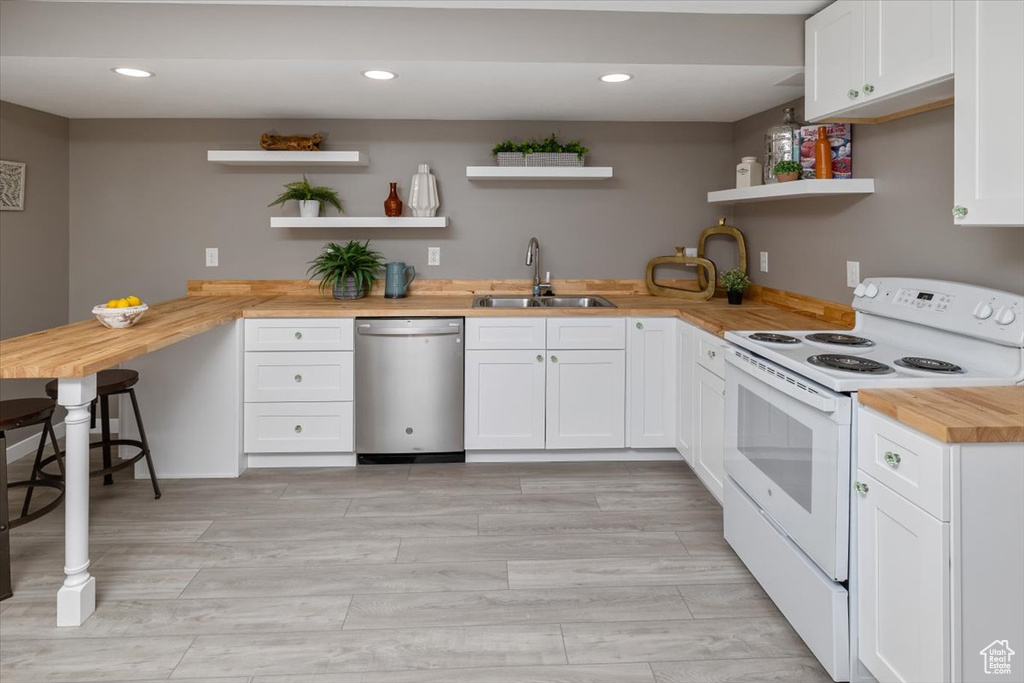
[56,575,96,627]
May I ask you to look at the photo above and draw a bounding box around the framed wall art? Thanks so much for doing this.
[0,160,26,211]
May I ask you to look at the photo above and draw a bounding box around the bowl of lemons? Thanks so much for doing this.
[92,295,148,329]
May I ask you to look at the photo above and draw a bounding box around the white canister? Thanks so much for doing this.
[409,164,440,218]
[736,156,763,189]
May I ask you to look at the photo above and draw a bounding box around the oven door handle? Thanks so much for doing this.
[725,347,847,417]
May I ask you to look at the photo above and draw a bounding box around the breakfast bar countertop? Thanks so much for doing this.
[859,386,1024,444]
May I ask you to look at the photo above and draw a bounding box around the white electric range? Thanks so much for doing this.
[719,277,1024,683]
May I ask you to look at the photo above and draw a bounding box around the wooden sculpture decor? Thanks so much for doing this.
[260,132,324,151]
[645,248,717,301]
[697,217,748,291]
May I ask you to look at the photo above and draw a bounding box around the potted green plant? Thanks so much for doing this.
[307,240,385,300]
[269,175,343,218]
[773,160,803,183]
[491,133,589,167]
[721,267,752,305]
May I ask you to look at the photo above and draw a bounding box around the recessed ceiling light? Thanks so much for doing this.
[599,73,632,83]
[112,67,153,78]
[362,70,397,81]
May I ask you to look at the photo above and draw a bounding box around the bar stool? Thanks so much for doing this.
[1,398,67,601]
[43,369,161,499]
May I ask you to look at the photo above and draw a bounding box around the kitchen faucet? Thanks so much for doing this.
[525,237,552,296]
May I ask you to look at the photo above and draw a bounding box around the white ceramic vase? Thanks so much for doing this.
[298,200,320,218]
[408,164,439,218]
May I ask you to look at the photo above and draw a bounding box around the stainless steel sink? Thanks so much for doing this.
[472,295,615,309]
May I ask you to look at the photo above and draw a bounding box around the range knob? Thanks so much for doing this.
[854,283,867,297]
[973,302,994,320]
[994,307,1017,325]
[864,283,879,298]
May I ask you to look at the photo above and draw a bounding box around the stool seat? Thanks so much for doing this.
[0,398,56,431]
[45,369,139,400]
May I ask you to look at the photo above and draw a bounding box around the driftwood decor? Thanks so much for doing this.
[0,160,26,211]
[259,132,324,151]
[697,217,748,291]
[645,248,717,300]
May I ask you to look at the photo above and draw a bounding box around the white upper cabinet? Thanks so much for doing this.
[806,0,865,121]
[953,0,1024,227]
[627,318,677,449]
[805,1,954,122]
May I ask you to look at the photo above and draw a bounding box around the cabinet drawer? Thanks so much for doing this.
[244,351,353,402]
[245,318,354,351]
[858,407,949,521]
[244,402,353,453]
[465,318,546,350]
[694,329,726,377]
[546,317,626,350]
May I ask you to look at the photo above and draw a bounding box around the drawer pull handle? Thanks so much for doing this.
[550,355,558,363]
[854,481,869,495]
[636,322,644,329]
[884,451,901,468]
[294,331,303,340]
[536,354,543,362]
[294,374,303,383]
[294,425,303,434]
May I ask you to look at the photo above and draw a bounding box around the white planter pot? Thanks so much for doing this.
[409,164,440,218]
[298,200,321,218]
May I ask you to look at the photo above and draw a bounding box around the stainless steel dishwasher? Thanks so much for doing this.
[354,318,464,455]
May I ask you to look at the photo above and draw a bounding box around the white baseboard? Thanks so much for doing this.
[466,448,682,463]
[247,453,357,468]
[5,419,121,464]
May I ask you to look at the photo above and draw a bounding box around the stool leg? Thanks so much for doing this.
[1,432,12,601]
[129,389,161,500]
[99,395,113,486]
[20,423,52,517]
[47,420,65,479]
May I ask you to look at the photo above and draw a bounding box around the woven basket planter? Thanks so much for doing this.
[496,152,585,168]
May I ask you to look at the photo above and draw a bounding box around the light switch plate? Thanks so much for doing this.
[427,247,440,266]
[759,251,769,273]
[206,247,219,267]
[846,260,860,288]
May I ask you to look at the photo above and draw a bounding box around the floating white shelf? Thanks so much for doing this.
[707,178,875,204]
[208,150,368,166]
[271,217,448,229]
[466,166,613,180]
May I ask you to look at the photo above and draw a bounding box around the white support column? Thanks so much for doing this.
[56,374,97,627]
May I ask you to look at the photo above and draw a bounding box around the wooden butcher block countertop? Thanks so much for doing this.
[859,386,1024,444]
[1,279,851,379]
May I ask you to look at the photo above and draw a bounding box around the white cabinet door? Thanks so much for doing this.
[805,0,865,121]
[675,320,693,464]
[863,1,953,101]
[953,0,1024,227]
[857,471,950,683]
[464,349,546,450]
[546,350,625,450]
[627,318,677,449]
[693,364,725,502]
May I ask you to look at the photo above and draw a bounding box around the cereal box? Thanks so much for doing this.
[798,124,852,179]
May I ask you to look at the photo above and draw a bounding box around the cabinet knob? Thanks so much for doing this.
[853,481,869,495]
[294,374,303,383]
[884,451,901,468]
[294,424,303,434]
[863,83,875,93]
[536,354,543,362]
[550,355,558,363]
[294,331,303,340]
[707,349,717,359]
[847,89,860,99]
[952,205,969,219]
[636,322,644,329]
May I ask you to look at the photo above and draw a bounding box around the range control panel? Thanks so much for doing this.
[853,277,1024,346]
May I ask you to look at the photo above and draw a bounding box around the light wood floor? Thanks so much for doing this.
[1,454,831,682]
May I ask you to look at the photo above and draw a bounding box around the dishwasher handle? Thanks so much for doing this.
[356,321,461,337]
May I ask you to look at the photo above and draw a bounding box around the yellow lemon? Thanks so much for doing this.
[126,295,142,307]
[106,299,119,308]
[116,298,131,308]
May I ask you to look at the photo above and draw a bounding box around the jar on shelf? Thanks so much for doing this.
[764,107,801,184]
[736,156,762,189]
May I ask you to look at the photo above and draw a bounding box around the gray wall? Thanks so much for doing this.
[67,119,734,314]
[733,99,1024,302]
[0,101,70,442]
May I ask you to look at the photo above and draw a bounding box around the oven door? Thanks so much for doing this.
[724,347,852,581]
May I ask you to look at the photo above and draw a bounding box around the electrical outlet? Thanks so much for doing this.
[427,247,441,266]
[846,260,860,288]
[684,247,698,258]
[759,251,769,273]
[206,247,219,267]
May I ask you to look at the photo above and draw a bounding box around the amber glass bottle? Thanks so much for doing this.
[814,126,834,179]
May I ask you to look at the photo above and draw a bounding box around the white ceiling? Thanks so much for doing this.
[0,0,819,121]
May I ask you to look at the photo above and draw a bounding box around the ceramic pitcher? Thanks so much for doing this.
[384,262,416,299]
